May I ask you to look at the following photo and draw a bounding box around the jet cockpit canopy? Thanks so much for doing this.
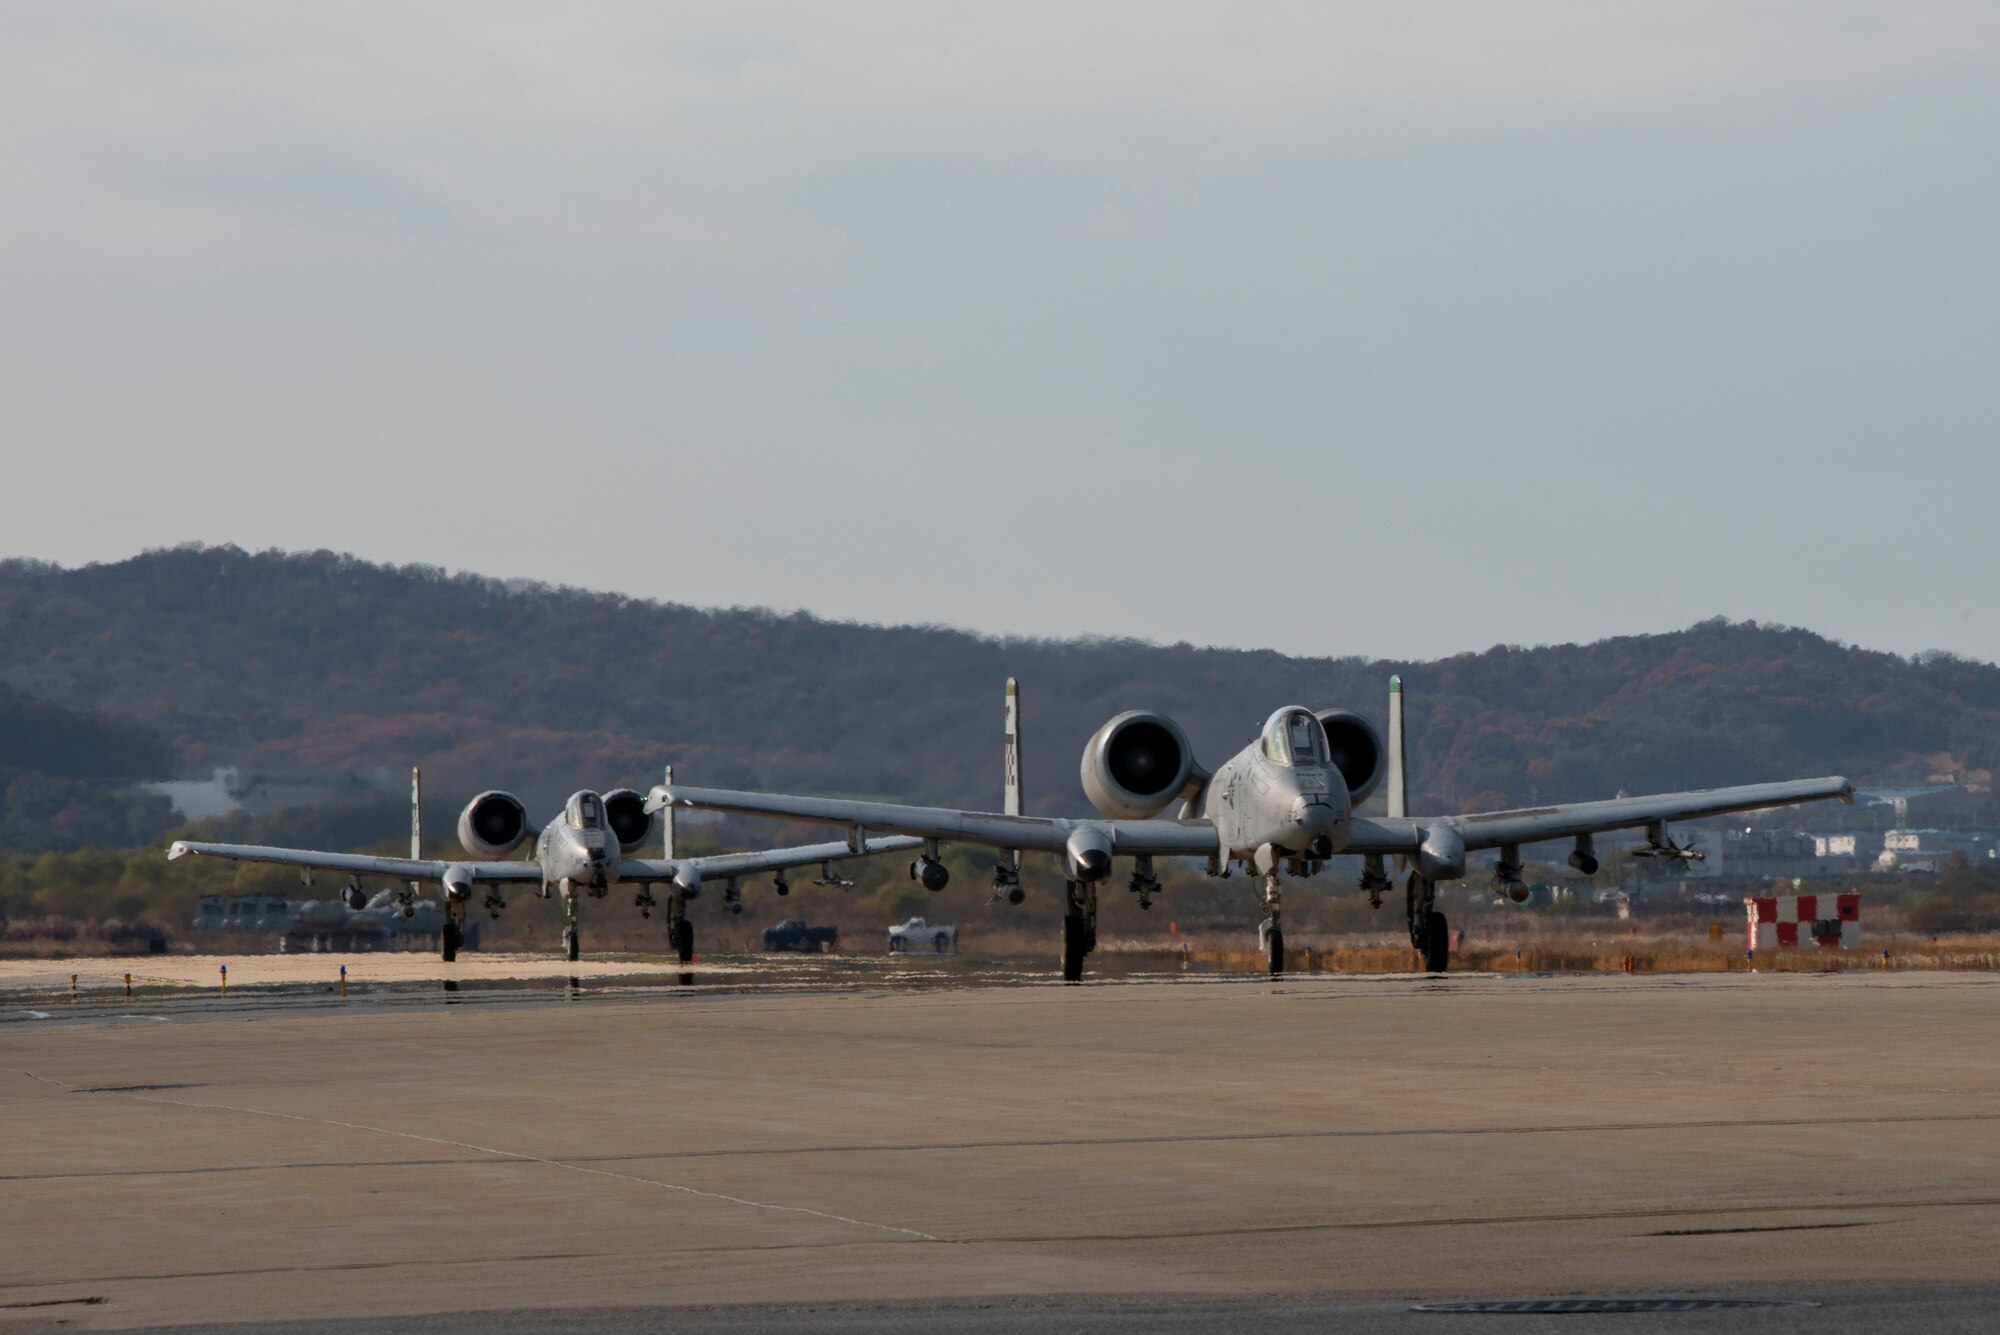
[566,791,604,830]
[1260,708,1328,768]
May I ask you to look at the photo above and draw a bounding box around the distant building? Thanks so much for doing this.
[1874,829,2000,872]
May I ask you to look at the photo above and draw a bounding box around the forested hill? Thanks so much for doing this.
[0,682,175,780]
[0,546,1995,818]
[0,682,178,850]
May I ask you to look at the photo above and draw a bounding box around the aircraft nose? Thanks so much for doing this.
[1291,794,1341,839]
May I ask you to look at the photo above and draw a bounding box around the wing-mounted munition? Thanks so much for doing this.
[910,843,951,892]
[1492,845,1529,903]
[1629,822,1706,864]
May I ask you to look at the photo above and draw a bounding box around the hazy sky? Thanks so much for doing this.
[5,3,1997,663]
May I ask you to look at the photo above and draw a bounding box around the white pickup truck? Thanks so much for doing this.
[887,917,957,954]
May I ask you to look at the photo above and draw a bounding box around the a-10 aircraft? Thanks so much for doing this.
[650,677,1854,980]
[169,767,920,962]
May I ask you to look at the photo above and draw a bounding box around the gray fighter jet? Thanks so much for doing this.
[649,678,1853,980]
[170,767,920,962]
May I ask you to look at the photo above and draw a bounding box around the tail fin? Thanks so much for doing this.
[1386,676,1407,820]
[1003,677,1023,874]
[409,766,423,900]
[661,764,677,860]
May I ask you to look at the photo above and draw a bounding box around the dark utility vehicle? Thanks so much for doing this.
[762,919,839,952]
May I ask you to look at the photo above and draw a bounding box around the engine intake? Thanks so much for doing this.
[1314,709,1386,806]
[1081,711,1194,820]
[457,791,531,858]
[603,788,653,855]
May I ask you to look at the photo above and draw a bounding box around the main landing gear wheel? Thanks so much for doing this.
[1422,910,1450,973]
[440,920,462,963]
[1061,915,1088,983]
[564,924,580,963]
[673,919,695,963]
[1267,926,1285,976]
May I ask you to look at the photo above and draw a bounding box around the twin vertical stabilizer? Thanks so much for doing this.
[661,764,677,860]
[1002,677,1023,875]
[1386,676,1407,820]
[410,766,423,901]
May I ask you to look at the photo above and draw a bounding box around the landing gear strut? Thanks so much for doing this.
[667,893,694,963]
[1061,880,1098,983]
[1262,873,1285,976]
[441,900,466,963]
[1407,872,1449,973]
[560,880,580,963]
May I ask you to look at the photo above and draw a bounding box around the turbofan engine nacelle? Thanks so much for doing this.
[457,791,532,857]
[1314,709,1386,807]
[602,788,653,856]
[1080,711,1195,819]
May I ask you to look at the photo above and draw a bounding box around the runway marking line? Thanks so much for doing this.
[0,1295,105,1309]
[1644,1221,1878,1237]
[0,1237,956,1294]
[565,1110,2000,1162]
[9,1068,940,1244]
[5,1101,1995,1186]
[966,1197,2000,1244]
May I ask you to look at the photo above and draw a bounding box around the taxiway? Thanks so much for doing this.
[3,968,1997,1331]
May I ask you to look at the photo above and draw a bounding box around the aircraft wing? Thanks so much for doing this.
[622,835,924,883]
[648,786,1221,858]
[1344,776,1854,855]
[165,840,544,883]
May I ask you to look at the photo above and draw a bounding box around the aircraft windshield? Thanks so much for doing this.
[1261,709,1327,766]
[568,792,603,829]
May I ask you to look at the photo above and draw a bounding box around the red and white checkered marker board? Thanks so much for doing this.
[1746,894,1860,950]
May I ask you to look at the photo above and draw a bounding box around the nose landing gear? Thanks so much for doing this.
[1262,873,1285,976]
[560,879,581,962]
[666,893,694,963]
[1406,872,1449,973]
[441,899,467,962]
[1061,880,1098,982]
